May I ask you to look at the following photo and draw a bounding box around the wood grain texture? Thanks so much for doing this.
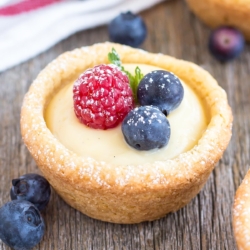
[0,0,249,249]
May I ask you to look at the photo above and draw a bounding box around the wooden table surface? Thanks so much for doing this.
[1,0,249,249]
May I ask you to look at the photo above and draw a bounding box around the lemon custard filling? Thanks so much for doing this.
[45,63,209,165]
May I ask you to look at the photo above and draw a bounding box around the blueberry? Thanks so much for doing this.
[122,106,171,150]
[108,11,147,47]
[137,70,184,115]
[10,173,51,211]
[0,200,45,250]
[208,26,245,62]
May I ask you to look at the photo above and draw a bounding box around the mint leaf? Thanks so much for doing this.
[133,66,144,101]
[108,48,144,102]
[108,48,122,67]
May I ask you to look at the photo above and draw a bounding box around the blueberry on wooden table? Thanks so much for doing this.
[208,26,245,62]
[108,11,147,47]
[10,173,51,211]
[0,200,45,250]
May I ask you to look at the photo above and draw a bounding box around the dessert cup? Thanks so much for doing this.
[20,42,233,223]
[185,0,250,41]
[234,170,250,249]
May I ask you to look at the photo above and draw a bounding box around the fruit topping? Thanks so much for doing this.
[137,70,184,115]
[122,106,171,150]
[0,200,45,250]
[208,26,245,62]
[73,64,134,129]
[10,173,51,211]
[108,11,147,47]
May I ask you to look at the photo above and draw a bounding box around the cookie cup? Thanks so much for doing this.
[234,170,250,249]
[20,42,232,224]
[185,0,250,41]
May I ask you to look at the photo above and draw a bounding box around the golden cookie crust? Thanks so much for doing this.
[234,170,250,249]
[185,0,250,41]
[20,42,232,224]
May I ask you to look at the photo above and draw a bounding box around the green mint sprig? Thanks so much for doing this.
[108,48,143,102]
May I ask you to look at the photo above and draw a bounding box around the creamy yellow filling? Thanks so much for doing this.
[45,64,208,165]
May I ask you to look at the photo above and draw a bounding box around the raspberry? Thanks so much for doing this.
[73,64,134,129]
